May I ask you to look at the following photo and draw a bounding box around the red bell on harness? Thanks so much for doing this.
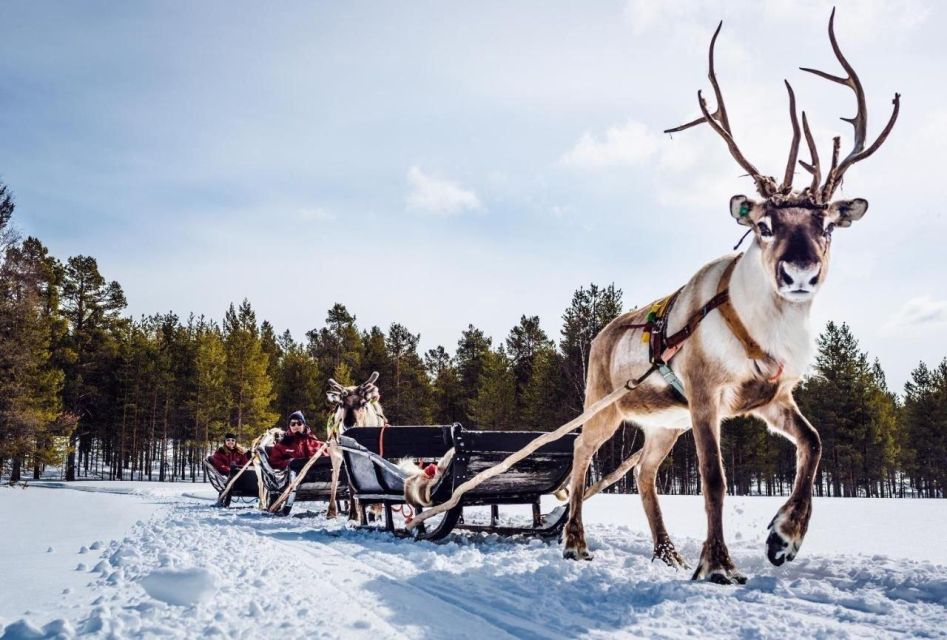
[422,463,437,478]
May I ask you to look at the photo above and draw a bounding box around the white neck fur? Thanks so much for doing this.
[727,243,814,379]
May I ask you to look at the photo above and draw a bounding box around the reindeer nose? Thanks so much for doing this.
[778,261,820,288]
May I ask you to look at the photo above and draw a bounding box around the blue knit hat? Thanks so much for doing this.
[288,410,307,426]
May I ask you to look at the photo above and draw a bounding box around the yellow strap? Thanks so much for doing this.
[642,295,673,343]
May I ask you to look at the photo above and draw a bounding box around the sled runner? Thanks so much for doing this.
[339,424,574,540]
[255,445,349,515]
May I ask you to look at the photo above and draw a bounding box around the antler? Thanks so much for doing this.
[327,378,345,392]
[665,22,779,198]
[781,80,801,194]
[800,7,900,201]
[799,112,822,198]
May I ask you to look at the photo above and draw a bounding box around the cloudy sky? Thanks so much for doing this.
[2,0,944,391]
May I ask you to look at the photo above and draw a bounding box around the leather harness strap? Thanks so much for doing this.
[629,254,780,399]
[714,257,769,361]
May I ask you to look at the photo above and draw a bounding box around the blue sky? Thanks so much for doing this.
[2,1,944,391]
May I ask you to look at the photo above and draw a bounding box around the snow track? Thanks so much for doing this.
[2,484,946,639]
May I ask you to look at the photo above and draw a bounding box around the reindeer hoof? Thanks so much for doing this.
[653,540,689,570]
[766,515,801,566]
[692,566,747,585]
[706,569,747,585]
[563,545,593,561]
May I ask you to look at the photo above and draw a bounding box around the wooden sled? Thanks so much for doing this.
[204,458,260,507]
[256,446,350,516]
[339,424,574,541]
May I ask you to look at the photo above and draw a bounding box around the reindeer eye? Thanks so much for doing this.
[757,221,773,237]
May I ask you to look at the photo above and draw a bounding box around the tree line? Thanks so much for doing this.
[0,181,944,497]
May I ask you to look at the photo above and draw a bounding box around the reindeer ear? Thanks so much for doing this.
[326,392,341,404]
[730,195,763,227]
[827,198,868,228]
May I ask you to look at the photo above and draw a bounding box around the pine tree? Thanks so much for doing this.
[505,315,554,417]
[425,346,465,425]
[560,283,623,410]
[307,303,363,387]
[469,349,516,430]
[901,359,947,498]
[59,255,126,480]
[385,323,433,425]
[455,325,492,424]
[194,321,229,448]
[796,321,894,497]
[223,300,277,440]
[520,348,573,432]
[0,237,65,481]
[259,320,282,394]
[274,330,321,431]
[359,326,393,388]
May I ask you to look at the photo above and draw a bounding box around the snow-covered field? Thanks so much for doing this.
[2,483,946,639]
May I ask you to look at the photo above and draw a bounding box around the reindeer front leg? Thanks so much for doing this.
[327,437,343,519]
[754,395,821,566]
[690,397,746,584]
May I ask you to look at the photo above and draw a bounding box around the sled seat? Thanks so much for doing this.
[255,445,348,514]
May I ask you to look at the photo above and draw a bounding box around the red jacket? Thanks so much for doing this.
[210,446,250,475]
[269,431,325,470]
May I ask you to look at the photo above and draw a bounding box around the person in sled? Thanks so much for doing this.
[269,411,326,470]
[209,433,251,475]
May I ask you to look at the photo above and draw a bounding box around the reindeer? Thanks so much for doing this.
[325,371,388,519]
[562,9,899,584]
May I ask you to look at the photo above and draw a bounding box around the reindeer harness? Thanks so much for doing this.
[630,254,782,400]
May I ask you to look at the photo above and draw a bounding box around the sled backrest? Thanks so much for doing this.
[452,427,576,499]
[343,425,454,460]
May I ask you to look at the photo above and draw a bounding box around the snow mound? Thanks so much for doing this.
[0,618,73,640]
[139,568,215,607]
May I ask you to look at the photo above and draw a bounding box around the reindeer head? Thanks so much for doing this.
[326,371,384,429]
[666,9,898,303]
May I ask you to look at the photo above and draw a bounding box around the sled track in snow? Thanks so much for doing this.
[285,535,572,640]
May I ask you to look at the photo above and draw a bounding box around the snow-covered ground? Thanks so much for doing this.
[2,482,946,639]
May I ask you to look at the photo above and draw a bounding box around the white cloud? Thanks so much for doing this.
[560,120,660,170]
[884,295,947,333]
[406,166,482,216]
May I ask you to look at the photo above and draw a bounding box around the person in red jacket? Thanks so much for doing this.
[269,411,325,470]
[209,433,250,475]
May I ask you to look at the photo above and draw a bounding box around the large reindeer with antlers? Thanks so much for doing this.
[325,372,388,519]
[562,9,899,584]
